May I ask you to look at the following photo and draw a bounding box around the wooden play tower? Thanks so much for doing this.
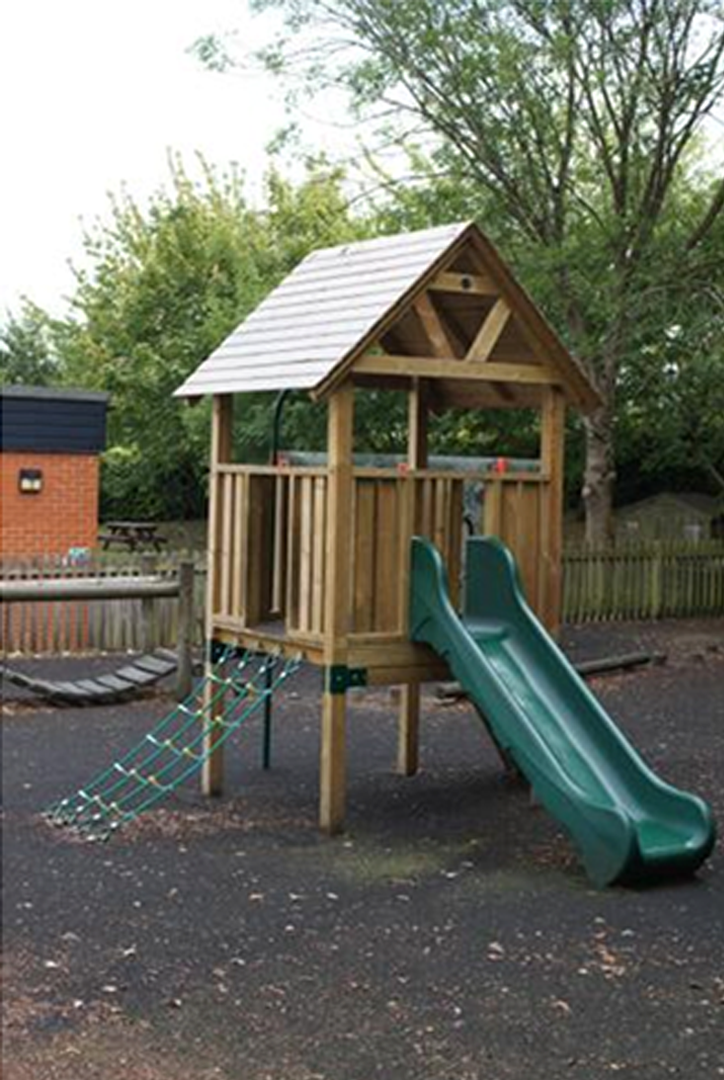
[175,221,601,832]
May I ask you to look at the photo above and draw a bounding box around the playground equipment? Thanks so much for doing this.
[175,220,601,833]
[0,562,195,699]
[411,536,715,886]
[47,218,703,886]
[1,649,178,705]
[46,650,301,840]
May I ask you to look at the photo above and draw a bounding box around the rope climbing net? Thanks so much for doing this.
[44,649,302,841]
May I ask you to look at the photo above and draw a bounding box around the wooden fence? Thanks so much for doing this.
[2,540,722,656]
[562,541,724,623]
[0,553,205,656]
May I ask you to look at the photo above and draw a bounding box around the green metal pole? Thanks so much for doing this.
[262,657,274,770]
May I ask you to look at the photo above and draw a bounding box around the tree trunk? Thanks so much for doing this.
[582,405,616,545]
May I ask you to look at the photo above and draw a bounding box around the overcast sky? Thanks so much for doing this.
[0,0,343,317]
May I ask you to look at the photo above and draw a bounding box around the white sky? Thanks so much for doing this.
[0,0,352,317]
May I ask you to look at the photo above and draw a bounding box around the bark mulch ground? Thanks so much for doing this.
[2,618,723,1080]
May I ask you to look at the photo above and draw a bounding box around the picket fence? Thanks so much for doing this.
[562,541,724,623]
[0,553,206,656]
[1,542,723,656]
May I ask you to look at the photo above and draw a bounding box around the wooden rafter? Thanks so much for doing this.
[413,292,461,357]
[429,271,498,296]
[465,298,512,362]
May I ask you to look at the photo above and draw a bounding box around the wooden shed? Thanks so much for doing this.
[616,492,724,542]
[175,221,601,831]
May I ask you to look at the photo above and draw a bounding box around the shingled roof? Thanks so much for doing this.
[175,221,600,412]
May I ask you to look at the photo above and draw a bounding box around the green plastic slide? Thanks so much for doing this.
[410,536,716,887]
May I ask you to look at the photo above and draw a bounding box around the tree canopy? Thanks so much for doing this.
[248,0,724,538]
[1,301,59,386]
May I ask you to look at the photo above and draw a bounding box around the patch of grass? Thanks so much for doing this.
[331,837,474,885]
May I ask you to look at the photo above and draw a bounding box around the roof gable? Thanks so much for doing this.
[174,222,468,398]
[175,222,601,412]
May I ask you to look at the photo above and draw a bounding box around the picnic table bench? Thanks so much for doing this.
[98,521,168,553]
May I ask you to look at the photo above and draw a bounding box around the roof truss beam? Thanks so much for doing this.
[355,353,560,387]
[413,292,462,358]
[429,271,498,296]
[465,298,512,362]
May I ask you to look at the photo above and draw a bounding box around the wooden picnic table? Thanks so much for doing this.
[99,521,168,553]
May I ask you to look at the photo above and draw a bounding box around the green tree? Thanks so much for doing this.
[243,0,724,539]
[52,157,371,518]
[55,158,262,518]
[0,301,59,386]
[615,201,724,498]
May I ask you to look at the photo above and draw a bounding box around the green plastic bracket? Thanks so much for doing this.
[325,665,368,694]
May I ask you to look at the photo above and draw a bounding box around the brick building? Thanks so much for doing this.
[1,386,109,559]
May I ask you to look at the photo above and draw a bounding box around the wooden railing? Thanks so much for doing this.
[350,470,464,635]
[482,474,549,615]
[212,465,473,640]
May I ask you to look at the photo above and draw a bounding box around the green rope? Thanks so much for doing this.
[44,646,241,829]
[44,650,302,841]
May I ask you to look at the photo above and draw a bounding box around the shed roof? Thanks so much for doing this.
[1,385,109,454]
[175,221,600,412]
[618,492,723,519]
[1,385,110,404]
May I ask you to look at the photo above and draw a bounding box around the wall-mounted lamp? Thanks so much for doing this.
[18,468,43,494]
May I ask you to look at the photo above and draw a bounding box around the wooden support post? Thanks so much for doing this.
[320,384,354,833]
[176,559,195,701]
[320,692,347,831]
[540,386,566,636]
[202,394,233,797]
[201,677,227,797]
[139,553,155,653]
[397,378,428,777]
[408,377,428,469]
[397,682,420,776]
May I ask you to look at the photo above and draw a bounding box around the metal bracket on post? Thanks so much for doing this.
[325,665,368,694]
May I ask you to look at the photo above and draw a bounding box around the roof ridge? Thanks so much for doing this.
[305,220,471,259]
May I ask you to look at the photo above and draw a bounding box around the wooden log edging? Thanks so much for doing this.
[0,561,196,700]
[0,578,180,603]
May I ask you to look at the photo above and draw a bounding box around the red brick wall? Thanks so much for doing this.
[1,452,100,558]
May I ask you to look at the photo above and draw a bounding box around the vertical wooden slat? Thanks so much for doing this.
[311,476,327,634]
[353,480,376,633]
[516,484,539,605]
[230,473,246,620]
[272,474,287,615]
[433,477,447,557]
[448,479,464,609]
[286,475,301,632]
[219,473,234,617]
[299,476,314,633]
[374,480,400,632]
[484,479,503,537]
[396,476,416,633]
